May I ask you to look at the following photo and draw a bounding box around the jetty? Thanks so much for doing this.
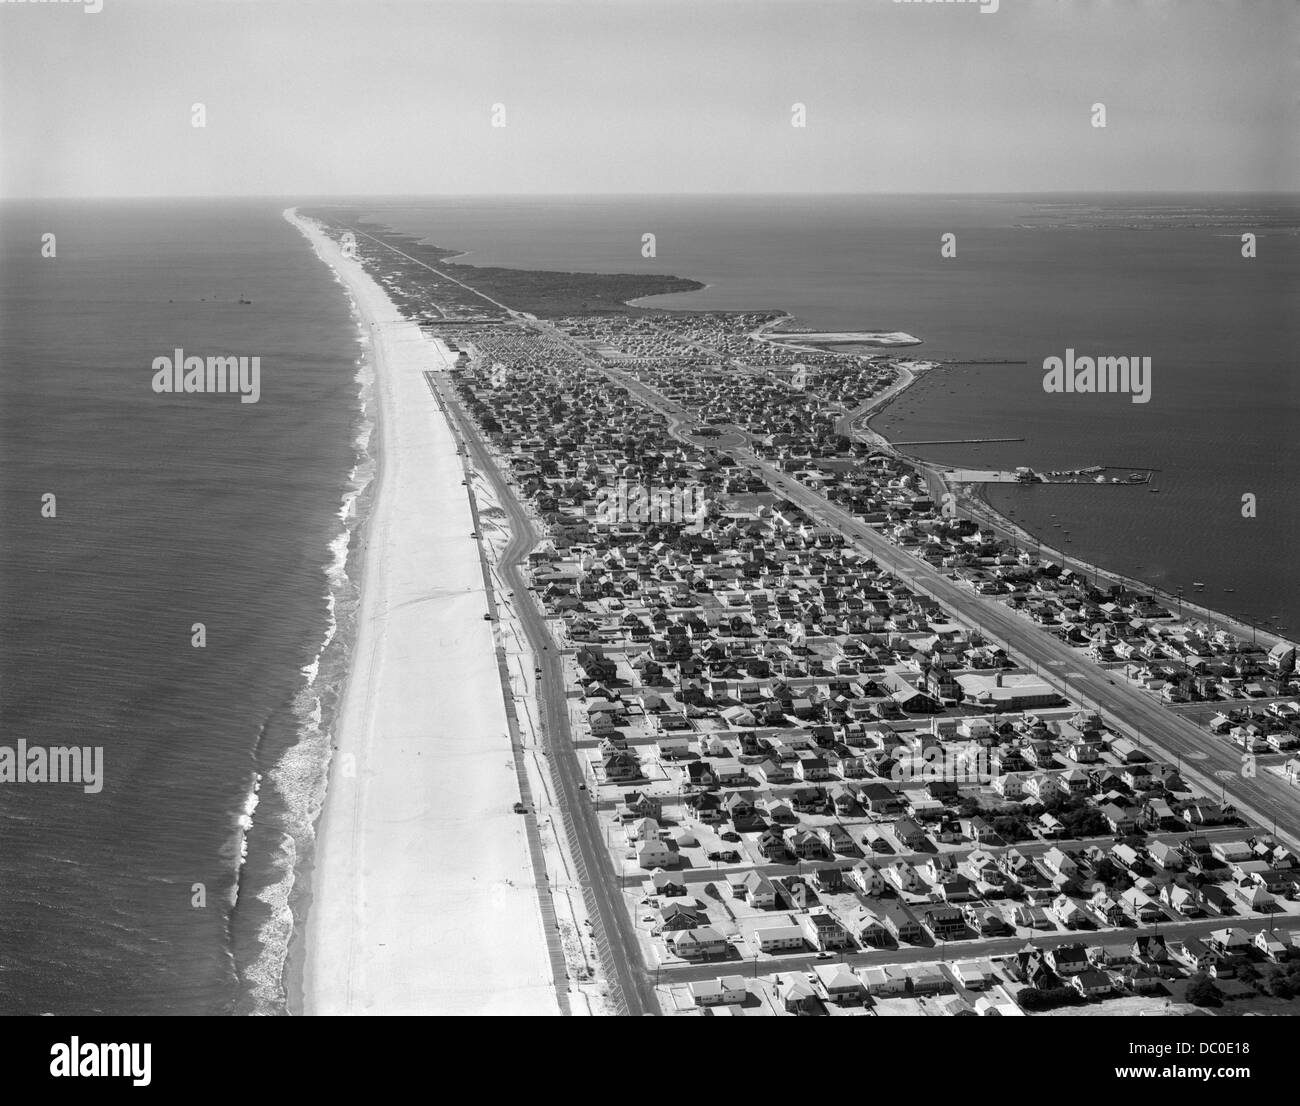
[894,437,1024,446]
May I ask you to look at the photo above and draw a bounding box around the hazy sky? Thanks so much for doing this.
[1,0,1295,197]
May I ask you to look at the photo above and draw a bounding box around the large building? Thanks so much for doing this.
[955,671,1062,711]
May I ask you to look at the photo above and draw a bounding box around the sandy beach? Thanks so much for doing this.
[284,208,559,1016]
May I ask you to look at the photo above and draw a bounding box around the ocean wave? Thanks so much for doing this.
[220,770,262,904]
[238,216,380,1014]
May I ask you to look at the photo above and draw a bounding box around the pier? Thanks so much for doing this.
[946,464,1156,485]
[895,437,1025,446]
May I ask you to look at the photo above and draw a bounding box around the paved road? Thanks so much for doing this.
[623,826,1250,888]
[659,914,1300,985]
[425,369,660,1017]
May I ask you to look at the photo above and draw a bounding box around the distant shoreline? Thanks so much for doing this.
[858,368,1297,652]
[309,200,1297,656]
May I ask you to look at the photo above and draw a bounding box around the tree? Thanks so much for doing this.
[1266,969,1293,999]
[1185,973,1222,1008]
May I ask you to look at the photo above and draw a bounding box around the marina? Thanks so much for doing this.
[946,464,1158,485]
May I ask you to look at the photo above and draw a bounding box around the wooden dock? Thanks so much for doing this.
[894,437,1025,446]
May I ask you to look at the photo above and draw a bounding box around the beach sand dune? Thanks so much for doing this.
[286,209,559,1016]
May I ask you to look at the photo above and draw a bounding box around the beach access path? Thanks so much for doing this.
[286,209,559,1016]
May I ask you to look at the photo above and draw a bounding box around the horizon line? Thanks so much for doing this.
[4,188,1299,203]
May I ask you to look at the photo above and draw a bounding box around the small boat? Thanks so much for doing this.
[1225,588,1235,593]
[1193,582,1205,589]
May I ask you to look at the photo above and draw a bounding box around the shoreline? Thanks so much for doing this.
[854,365,1296,653]
[282,208,559,1016]
[278,325,382,1019]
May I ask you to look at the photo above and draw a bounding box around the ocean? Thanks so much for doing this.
[0,193,1293,1015]
[0,200,369,1015]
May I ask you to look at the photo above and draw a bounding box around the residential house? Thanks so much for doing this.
[1161,884,1203,918]
[892,817,928,850]
[1041,847,1079,879]
[1120,887,1164,924]
[848,861,886,896]
[1050,895,1090,930]
[1047,943,1091,977]
[741,871,778,910]
[881,903,924,944]
[813,964,864,1005]
[750,924,806,954]
[922,905,966,942]
[846,906,892,948]
[780,977,822,1015]
[637,839,678,870]
[689,976,748,1007]
[1100,802,1139,834]
[861,966,907,996]
[800,912,851,951]
[1071,968,1113,998]
[787,828,832,861]
[668,926,728,960]
[884,859,924,894]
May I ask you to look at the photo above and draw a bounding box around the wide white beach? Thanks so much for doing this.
[285,208,559,1016]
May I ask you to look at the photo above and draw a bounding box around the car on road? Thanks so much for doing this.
[815,952,834,960]
[470,531,479,538]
